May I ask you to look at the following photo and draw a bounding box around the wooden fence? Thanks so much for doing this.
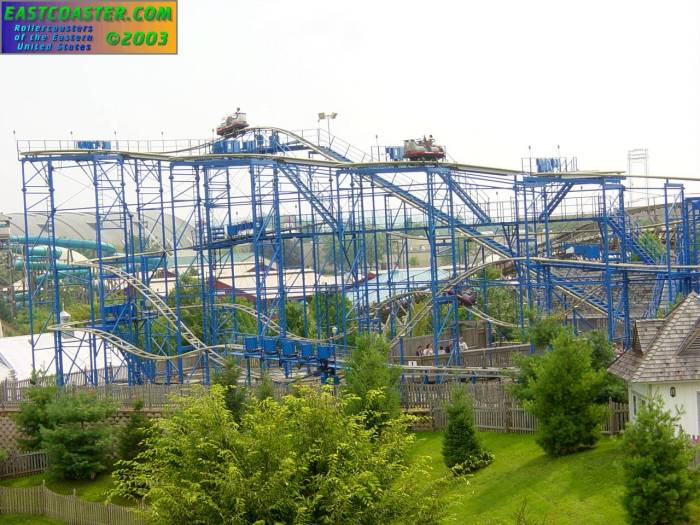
[0,451,48,479]
[1,377,630,435]
[400,382,629,435]
[0,483,144,525]
[0,380,195,410]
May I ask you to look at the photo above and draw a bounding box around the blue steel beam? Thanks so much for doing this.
[537,182,574,221]
[434,168,491,224]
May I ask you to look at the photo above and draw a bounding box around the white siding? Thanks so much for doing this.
[630,381,700,437]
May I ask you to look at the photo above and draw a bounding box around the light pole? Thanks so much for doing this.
[317,112,338,137]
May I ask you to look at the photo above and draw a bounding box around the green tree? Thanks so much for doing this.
[635,231,664,262]
[40,391,117,480]
[622,396,700,525]
[584,330,615,371]
[284,300,305,336]
[309,290,354,341]
[117,400,153,462]
[343,334,402,431]
[510,353,544,404]
[112,385,451,524]
[213,357,247,421]
[255,371,275,401]
[585,330,627,403]
[520,332,607,456]
[13,382,58,451]
[442,387,494,473]
[525,312,570,351]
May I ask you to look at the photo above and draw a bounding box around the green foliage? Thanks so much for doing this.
[117,400,152,462]
[309,291,354,342]
[635,231,664,262]
[486,285,518,341]
[442,388,494,474]
[343,334,402,431]
[112,385,451,525]
[510,353,543,404]
[230,297,258,335]
[13,383,58,451]
[213,357,247,421]
[254,371,275,401]
[521,332,608,457]
[40,392,117,480]
[409,298,432,337]
[622,397,700,525]
[525,312,570,351]
[584,331,615,371]
[584,330,627,403]
[284,300,305,336]
[0,448,8,463]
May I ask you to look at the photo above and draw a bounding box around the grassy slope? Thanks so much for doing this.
[411,432,629,525]
[0,472,131,506]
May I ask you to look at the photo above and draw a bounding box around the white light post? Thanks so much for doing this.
[317,112,338,137]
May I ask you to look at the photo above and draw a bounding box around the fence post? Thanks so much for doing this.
[41,479,47,515]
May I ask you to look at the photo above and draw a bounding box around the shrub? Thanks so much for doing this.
[40,391,117,480]
[622,396,700,525]
[112,385,452,524]
[442,387,494,474]
[526,313,570,351]
[117,400,152,462]
[520,332,607,456]
[213,357,247,421]
[343,333,401,431]
[585,330,628,403]
[13,383,58,451]
[254,371,275,401]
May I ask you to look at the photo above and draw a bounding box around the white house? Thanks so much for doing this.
[610,292,700,437]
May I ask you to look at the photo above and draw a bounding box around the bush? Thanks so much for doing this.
[40,391,117,480]
[0,449,8,463]
[622,396,700,525]
[585,330,628,403]
[343,334,402,431]
[112,385,452,524]
[254,371,275,401]
[117,400,152,462]
[442,387,494,474]
[13,383,58,451]
[213,357,247,421]
[526,313,570,351]
[520,332,607,456]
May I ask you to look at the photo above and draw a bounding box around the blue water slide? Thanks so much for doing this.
[10,235,117,256]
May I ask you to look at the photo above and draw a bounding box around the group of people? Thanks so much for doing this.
[415,337,468,357]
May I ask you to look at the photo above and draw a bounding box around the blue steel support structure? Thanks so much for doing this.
[15,131,700,385]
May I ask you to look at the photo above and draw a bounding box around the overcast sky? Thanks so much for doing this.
[0,0,699,212]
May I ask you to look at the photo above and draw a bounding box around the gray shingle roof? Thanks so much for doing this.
[609,292,700,383]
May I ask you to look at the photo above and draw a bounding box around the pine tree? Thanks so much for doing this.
[13,382,58,451]
[213,357,247,422]
[442,387,493,473]
[622,397,700,525]
[522,332,607,456]
[117,400,153,461]
[40,391,116,480]
[343,334,402,431]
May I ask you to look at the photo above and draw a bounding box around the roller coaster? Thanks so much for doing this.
[11,117,700,385]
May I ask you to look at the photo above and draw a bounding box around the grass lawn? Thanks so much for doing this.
[0,472,131,506]
[411,431,630,525]
[0,515,67,524]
